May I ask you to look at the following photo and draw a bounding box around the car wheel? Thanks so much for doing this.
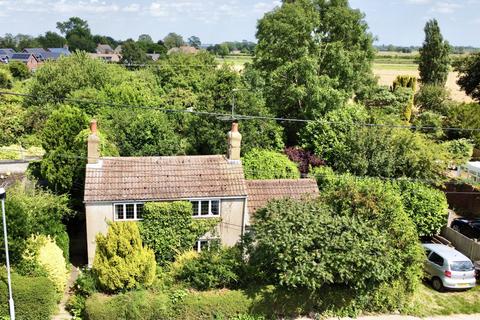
[432,277,444,291]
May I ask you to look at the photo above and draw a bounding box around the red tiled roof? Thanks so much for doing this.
[246,178,319,214]
[84,155,247,203]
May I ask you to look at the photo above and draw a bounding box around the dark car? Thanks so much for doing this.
[451,218,480,239]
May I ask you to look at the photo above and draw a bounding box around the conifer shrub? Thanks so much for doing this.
[93,222,156,293]
[20,234,69,295]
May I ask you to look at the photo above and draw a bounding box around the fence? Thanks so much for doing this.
[441,226,480,262]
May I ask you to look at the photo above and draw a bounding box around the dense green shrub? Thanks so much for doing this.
[93,222,156,293]
[412,111,444,139]
[85,291,172,320]
[392,75,417,92]
[66,268,98,319]
[394,181,448,237]
[140,202,219,265]
[247,175,423,312]
[243,148,300,180]
[0,270,57,320]
[415,84,451,115]
[20,234,68,294]
[0,103,26,146]
[0,69,13,89]
[443,139,474,167]
[8,61,30,79]
[2,182,72,263]
[174,246,244,290]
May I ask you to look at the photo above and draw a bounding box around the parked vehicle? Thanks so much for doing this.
[422,243,476,291]
[451,218,480,239]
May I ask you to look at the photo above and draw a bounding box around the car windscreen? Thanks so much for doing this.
[450,261,474,271]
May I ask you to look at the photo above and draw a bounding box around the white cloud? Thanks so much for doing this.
[406,0,431,4]
[431,1,463,13]
[52,1,120,13]
[122,3,140,13]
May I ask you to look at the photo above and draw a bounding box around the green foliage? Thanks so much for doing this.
[443,139,474,166]
[0,103,26,146]
[173,246,244,290]
[392,75,416,121]
[40,105,89,193]
[85,291,172,320]
[248,174,423,311]
[254,0,375,142]
[20,234,68,295]
[392,75,417,92]
[0,270,57,320]
[358,85,414,122]
[412,111,444,139]
[454,52,480,102]
[66,268,98,318]
[27,51,123,104]
[419,19,451,86]
[0,69,13,89]
[56,17,95,52]
[8,61,30,80]
[394,181,448,237]
[163,32,185,49]
[301,104,450,183]
[242,148,300,180]
[2,182,71,263]
[140,202,219,265]
[37,31,66,48]
[120,40,148,65]
[444,102,480,149]
[415,84,451,115]
[93,222,156,293]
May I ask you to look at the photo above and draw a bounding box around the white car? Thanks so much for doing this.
[422,243,476,291]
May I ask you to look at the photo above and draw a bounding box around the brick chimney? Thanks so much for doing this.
[227,121,242,161]
[87,120,100,164]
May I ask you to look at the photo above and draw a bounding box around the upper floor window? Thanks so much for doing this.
[191,200,220,217]
[114,203,144,221]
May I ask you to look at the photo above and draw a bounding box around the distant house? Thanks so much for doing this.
[147,53,161,61]
[48,47,71,55]
[10,53,40,71]
[167,46,199,55]
[96,44,114,54]
[0,48,15,63]
[88,53,121,62]
[83,121,319,266]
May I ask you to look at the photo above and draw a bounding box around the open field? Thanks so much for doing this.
[217,54,472,102]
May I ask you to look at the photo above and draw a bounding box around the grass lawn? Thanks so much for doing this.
[373,63,418,71]
[408,283,480,317]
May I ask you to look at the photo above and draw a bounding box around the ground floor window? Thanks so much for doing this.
[193,238,220,252]
[114,203,144,221]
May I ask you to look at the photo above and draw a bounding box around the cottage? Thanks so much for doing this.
[96,44,114,54]
[10,53,40,71]
[84,121,319,266]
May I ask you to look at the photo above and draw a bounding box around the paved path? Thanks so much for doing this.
[52,266,79,320]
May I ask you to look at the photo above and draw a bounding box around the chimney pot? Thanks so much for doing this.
[227,121,242,161]
[87,119,100,164]
[90,119,97,134]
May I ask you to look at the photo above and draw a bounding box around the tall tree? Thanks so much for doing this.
[120,40,148,65]
[254,0,375,144]
[188,35,201,49]
[56,17,95,52]
[163,32,185,49]
[37,31,66,48]
[138,34,153,43]
[454,52,480,102]
[418,19,451,86]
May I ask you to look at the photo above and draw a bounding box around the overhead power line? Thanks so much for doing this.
[1,91,480,132]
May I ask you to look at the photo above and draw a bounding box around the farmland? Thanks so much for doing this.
[218,52,472,102]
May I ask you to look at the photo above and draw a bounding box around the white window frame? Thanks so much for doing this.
[113,202,144,221]
[190,199,221,218]
[193,238,220,252]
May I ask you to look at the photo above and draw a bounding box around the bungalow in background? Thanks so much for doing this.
[84,121,319,266]
[10,53,40,71]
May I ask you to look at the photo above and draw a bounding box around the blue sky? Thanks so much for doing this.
[0,0,479,46]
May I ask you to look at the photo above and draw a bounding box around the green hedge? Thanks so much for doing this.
[85,289,253,320]
[0,271,57,320]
